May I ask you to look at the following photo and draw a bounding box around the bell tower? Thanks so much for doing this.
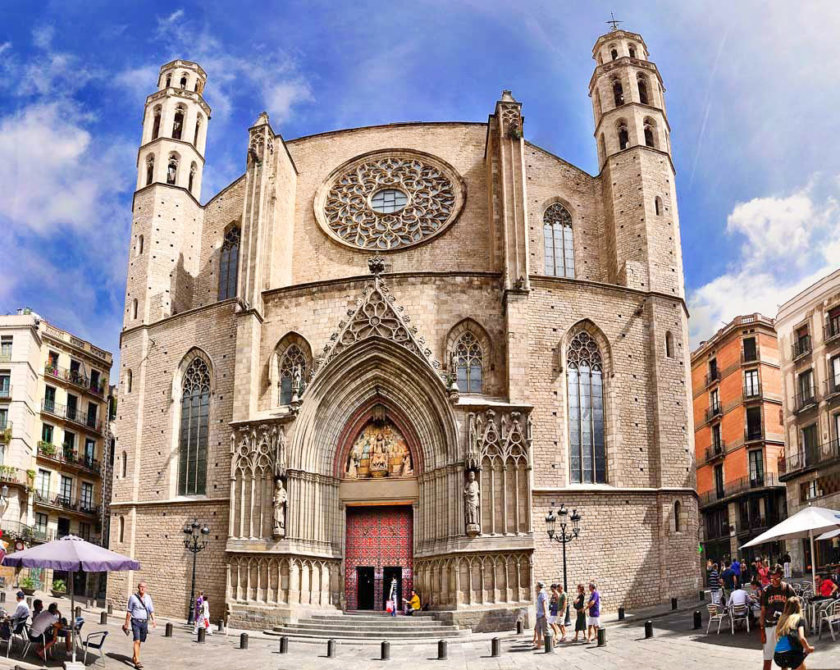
[590,27,683,298]
[124,60,211,329]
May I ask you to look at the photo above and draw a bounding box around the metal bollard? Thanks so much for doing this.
[107,603,113,614]
[327,638,336,658]
[644,620,653,638]
[197,627,206,643]
[279,636,288,654]
[544,630,553,653]
[75,606,82,619]
[240,632,249,650]
[597,628,606,646]
[217,619,225,634]
[0,592,5,602]
[618,606,625,621]
[693,610,702,629]
[437,639,448,660]
[164,623,173,638]
[100,611,108,625]
[671,597,678,610]
[699,590,705,601]
[491,637,500,657]
[516,619,523,635]
[380,640,390,661]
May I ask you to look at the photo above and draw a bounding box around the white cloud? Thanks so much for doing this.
[688,177,840,346]
[155,10,185,39]
[0,42,11,56]
[265,80,314,124]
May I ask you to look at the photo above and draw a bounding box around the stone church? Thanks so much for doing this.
[108,26,701,631]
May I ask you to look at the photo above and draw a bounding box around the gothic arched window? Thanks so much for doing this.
[180,74,187,89]
[567,331,605,484]
[167,154,178,185]
[172,105,185,140]
[145,155,154,186]
[178,357,210,496]
[644,119,656,148]
[637,75,649,105]
[674,500,681,532]
[151,105,161,140]
[454,332,483,393]
[610,47,618,60]
[194,115,202,147]
[629,45,637,59]
[218,227,240,300]
[612,79,624,106]
[279,345,306,405]
[618,123,630,150]
[543,203,575,278]
[188,162,197,194]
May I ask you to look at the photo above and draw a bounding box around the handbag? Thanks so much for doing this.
[385,600,394,613]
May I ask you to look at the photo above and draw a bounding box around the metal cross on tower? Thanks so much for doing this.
[606,12,622,31]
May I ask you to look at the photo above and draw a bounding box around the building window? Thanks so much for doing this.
[714,464,724,499]
[637,74,649,104]
[172,105,185,140]
[218,227,240,301]
[798,369,815,404]
[78,522,91,541]
[610,47,618,60]
[543,203,574,278]
[279,345,307,405]
[743,336,757,362]
[80,482,93,511]
[0,336,11,360]
[0,408,7,431]
[748,449,764,486]
[121,450,127,479]
[712,423,722,452]
[37,469,50,498]
[136,235,144,256]
[829,355,840,395]
[84,438,95,467]
[131,299,138,320]
[0,371,9,398]
[35,513,47,536]
[145,155,154,186]
[178,357,210,496]
[801,423,819,465]
[644,119,656,148]
[673,500,681,532]
[194,115,202,146]
[794,325,811,357]
[63,429,76,454]
[618,123,629,150]
[454,332,483,393]
[665,331,674,358]
[125,369,132,394]
[629,45,637,59]
[828,306,840,340]
[654,196,662,216]
[166,154,178,185]
[59,475,72,505]
[41,423,54,445]
[151,106,161,140]
[599,134,606,164]
[188,162,197,193]
[567,331,605,484]
[710,388,720,414]
[746,406,762,441]
[612,79,624,106]
[744,369,760,398]
[118,516,125,543]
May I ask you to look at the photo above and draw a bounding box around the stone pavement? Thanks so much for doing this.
[0,605,838,670]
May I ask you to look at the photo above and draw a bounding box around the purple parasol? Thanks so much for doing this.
[2,535,140,664]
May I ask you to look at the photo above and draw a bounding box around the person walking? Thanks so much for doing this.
[532,581,549,649]
[759,565,795,670]
[782,551,792,579]
[585,582,601,643]
[772,596,814,670]
[731,556,742,588]
[123,580,156,669]
[548,585,559,639]
[555,584,568,642]
[708,562,722,605]
[572,584,587,642]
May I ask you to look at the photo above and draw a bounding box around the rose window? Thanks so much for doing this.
[314,151,465,251]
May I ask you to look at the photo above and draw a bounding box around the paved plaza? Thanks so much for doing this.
[0,603,837,670]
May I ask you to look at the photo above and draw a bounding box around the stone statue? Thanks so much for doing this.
[464,470,480,536]
[400,451,413,476]
[346,449,359,478]
[369,431,388,475]
[272,478,287,538]
[292,364,303,400]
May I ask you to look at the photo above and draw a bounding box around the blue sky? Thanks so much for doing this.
[1,0,840,368]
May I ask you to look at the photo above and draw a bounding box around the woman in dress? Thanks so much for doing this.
[573,584,587,643]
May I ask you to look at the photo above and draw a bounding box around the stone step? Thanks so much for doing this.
[305,616,446,627]
[266,626,469,639]
[277,621,462,633]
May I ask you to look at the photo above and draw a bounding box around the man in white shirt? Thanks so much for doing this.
[29,602,60,661]
[726,586,751,609]
[10,591,29,624]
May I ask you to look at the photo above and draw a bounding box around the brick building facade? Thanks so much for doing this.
[108,27,701,631]
[690,314,787,565]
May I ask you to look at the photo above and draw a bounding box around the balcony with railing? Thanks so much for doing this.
[699,473,783,508]
[705,369,721,387]
[826,316,840,346]
[43,363,107,398]
[704,442,726,464]
[737,512,782,536]
[705,401,723,422]
[826,377,840,401]
[792,336,812,361]
[40,399,103,435]
[794,388,818,414]
[36,442,101,476]
[33,489,99,517]
[744,426,764,444]
[778,439,840,481]
[743,381,762,402]
[741,347,761,365]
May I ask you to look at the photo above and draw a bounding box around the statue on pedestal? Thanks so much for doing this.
[273,478,287,538]
[464,470,480,537]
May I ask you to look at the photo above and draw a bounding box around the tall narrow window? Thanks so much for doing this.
[618,123,629,150]
[131,299,138,320]
[454,332,483,393]
[567,331,605,483]
[612,79,624,106]
[145,155,154,186]
[279,345,306,405]
[610,47,618,60]
[673,500,681,532]
[125,369,132,394]
[136,235,144,256]
[714,464,724,499]
[179,74,187,89]
[188,163,197,193]
[644,120,656,148]
[748,449,764,486]
[172,106,185,140]
[118,516,125,543]
[665,331,674,358]
[178,357,210,496]
[121,450,127,478]
[165,74,171,88]
[151,106,161,140]
[193,115,202,146]
[629,45,637,59]
[167,154,178,185]
[599,134,606,165]
[746,406,762,441]
[543,203,574,278]
[744,369,760,398]
[218,227,240,300]
[637,75,649,104]
[654,196,662,216]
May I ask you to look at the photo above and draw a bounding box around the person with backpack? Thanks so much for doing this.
[123,581,156,669]
[773,596,814,670]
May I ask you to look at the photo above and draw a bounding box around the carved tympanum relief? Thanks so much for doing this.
[314,151,465,251]
[344,414,414,479]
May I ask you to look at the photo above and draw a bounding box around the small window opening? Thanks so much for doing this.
[665,331,674,358]
[145,155,154,186]
[610,48,618,60]
[655,196,662,216]
[629,45,637,59]
[180,74,187,89]
[151,106,161,140]
[638,76,649,105]
[618,124,629,150]
[613,79,624,106]
[172,106,184,140]
[131,299,138,320]
[644,123,655,148]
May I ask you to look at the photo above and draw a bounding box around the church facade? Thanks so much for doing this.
[108,27,701,631]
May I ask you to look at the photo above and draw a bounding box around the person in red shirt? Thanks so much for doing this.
[815,575,838,599]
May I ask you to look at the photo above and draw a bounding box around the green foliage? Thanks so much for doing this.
[19,576,35,589]
[51,579,66,592]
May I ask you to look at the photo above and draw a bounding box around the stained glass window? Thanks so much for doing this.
[178,358,210,495]
[218,227,240,301]
[567,331,605,483]
[543,204,575,278]
[455,332,483,393]
[279,345,306,405]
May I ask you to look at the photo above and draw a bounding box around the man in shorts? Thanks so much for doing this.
[533,581,549,649]
[759,565,795,670]
[586,582,601,643]
[123,581,156,669]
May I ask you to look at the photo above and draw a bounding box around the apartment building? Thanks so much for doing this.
[777,268,840,572]
[691,313,787,563]
[0,309,112,596]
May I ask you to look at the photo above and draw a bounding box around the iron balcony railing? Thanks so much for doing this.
[741,347,760,364]
[43,363,107,398]
[793,336,812,360]
[743,381,762,401]
[36,442,101,476]
[826,317,840,344]
[826,377,840,400]
[699,473,782,508]
[705,369,721,387]
[0,465,28,486]
[33,489,99,517]
[41,399,103,434]
[704,442,726,463]
[778,439,840,480]
[737,513,782,535]
[794,389,818,413]
[705,402,723,422]
[744,427,764,443]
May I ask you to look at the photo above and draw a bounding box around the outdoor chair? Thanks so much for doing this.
[730,603,750,634]
[5,619,27,657]
[706,603,730,634]
[81,631,108,667]
[57,617,84,657]
[817,600,840,641]
[22,628,50,661]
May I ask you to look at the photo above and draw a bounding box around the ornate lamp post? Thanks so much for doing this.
[545,503,582,626]
[183,518,210,624]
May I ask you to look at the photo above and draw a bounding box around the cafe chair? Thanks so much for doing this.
[82,631,108,667]
[706,603,730,634]
[730,603,750,634]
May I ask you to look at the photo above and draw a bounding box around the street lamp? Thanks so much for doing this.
[545,503,582,626]
[183,518,210,624]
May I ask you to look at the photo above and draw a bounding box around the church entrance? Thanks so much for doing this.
[345,505,413,611]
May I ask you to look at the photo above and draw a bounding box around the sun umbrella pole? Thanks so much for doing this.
[70,569,76,663]
[809,529,816,594]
